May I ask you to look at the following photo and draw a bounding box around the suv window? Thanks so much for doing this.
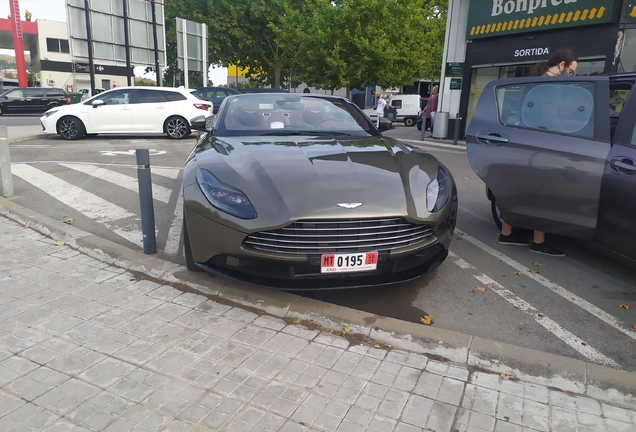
[5,89,24,99]
[392,99,403,109]
[165,91,187,102]
[25,88,44,97]
[45,89,64,97]
[497,82,595,138]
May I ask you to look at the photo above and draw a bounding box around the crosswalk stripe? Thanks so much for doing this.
[152,167,181,180]
[11,163,142,247]
[59,163,173,204]
[164,188,184,256]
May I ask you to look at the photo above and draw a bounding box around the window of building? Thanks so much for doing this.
[46,37,70,53]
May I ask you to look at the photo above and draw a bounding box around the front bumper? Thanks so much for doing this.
[40,115,57,134]
[185,204,457,290]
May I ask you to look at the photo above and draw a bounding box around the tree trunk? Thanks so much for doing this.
[273,65,282,89]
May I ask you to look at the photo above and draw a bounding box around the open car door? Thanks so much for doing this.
[466,76,611,240]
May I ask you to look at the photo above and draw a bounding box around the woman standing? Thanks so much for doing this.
[498,49,578,257]
[423,85,439,134]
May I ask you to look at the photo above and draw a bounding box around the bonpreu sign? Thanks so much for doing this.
[467,0,622,39]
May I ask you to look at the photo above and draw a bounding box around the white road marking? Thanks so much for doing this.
[59,163,173,203]
[456,228,636,342]
[448,251,475,269]
[164,188,184,256]
[11,163,142,247]
[151,167,181,180]
[473,273,620,368]
[99,149,167,156]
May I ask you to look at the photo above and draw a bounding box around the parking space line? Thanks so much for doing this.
[164,189,184,257]
[456,228,636,342]
[473,273,620,368]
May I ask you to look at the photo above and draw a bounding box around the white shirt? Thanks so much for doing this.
[376,98,387,115]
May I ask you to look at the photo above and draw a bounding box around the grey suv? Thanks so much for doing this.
[0,87,69,115]
[466,73,636,261]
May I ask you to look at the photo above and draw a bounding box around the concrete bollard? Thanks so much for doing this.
[0,126,14,198]
[136,148,157,254]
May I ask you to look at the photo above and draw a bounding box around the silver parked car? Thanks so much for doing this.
[466,73,636,262]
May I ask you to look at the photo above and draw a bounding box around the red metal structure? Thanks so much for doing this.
[9,0,28,87]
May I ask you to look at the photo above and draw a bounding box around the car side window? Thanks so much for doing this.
[392,99,403,109]
[6,89,24,99]
[44,89,62,97]
[25,88,44,97]
[497,82,595,138]
[134,89,167,104]
[93,89,132,105]
[165,91,186,101]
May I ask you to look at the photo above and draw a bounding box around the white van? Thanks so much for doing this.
[363,94,422,127]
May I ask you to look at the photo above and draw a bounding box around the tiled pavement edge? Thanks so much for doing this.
[0,198,635,431]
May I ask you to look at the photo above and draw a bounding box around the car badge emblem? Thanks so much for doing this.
[337,203,362,209]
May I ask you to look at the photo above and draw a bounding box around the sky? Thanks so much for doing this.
[0,0,227,85]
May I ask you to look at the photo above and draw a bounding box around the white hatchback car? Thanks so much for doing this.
[41,86,212,140]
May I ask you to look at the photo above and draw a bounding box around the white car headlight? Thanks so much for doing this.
[44,110,59,118]
[426,167,450,212]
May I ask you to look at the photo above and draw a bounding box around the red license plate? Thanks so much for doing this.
[320,252,378,273]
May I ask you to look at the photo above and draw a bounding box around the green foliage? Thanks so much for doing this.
[134,77,157,86]
[163,0,447,92]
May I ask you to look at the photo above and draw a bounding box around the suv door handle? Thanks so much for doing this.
[475,132,509,145]
[610,157,636,174]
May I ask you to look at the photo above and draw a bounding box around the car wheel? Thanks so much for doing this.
[491,197,503,230]
[404,117,416,127]
[183,219,202,272]
[165,116,191,139]
[57,116,86,140]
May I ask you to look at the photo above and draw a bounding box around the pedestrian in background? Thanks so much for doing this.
[423,85,439,134]
[375,96,392,128]
[498,48,579,257]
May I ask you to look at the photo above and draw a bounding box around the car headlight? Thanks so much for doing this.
[44,110,59,118]
[426,167,450,212]
[196,169,257,219]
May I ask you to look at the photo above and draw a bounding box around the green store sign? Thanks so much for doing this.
[467,0,622,40]
[629,2,636,22]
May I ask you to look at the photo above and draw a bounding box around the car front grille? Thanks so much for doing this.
[244,218,433,254]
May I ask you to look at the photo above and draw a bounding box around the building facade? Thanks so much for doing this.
[440,0,636,137]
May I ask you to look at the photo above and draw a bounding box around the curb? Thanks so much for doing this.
[0,197,634,409]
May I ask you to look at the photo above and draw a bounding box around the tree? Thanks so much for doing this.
[277,0,447,97]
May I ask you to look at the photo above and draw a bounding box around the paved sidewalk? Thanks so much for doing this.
[1,210,636,431]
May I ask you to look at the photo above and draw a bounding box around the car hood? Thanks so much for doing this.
[184,135,444,229]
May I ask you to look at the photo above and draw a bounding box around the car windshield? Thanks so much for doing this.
[214,94,379,137]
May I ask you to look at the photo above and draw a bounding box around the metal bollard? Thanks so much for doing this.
[136,149,156,254]
[0,126,14,198]
[453,113,462,146]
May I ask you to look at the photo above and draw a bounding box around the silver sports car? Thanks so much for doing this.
[183,93,458,289]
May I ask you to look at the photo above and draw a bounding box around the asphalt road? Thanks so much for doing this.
[0,113,43,126]
[5,126,636,372]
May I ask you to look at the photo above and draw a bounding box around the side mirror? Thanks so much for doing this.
[190,115,207,131]
[91,99,104,108]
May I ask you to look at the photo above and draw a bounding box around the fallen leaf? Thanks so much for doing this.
[63,218,74,225]
[617,304,630,310]
[475,286,486,292]
[25,223,31,228]
[342,324,350,335]
[420,315,433,325]
[533,262,543,267]
[464,177,469,180]
[59,154,65,157]
[632,325,636,332]
[383,344,392,349]
[513,271,523,276]
[528,269,540,274]
[285,316,300,325]
[374,343,382,349]
[54,241,65,246]
[500,372,510,380]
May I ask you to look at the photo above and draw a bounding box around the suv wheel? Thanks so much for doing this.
[58,116,86,140]
[165,116,191,139]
